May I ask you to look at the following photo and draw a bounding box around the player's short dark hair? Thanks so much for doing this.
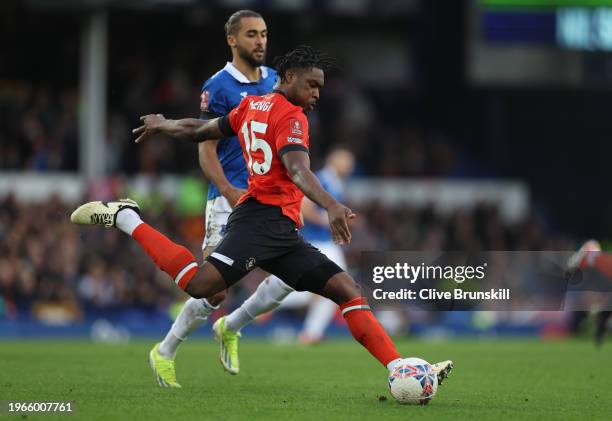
[273,45,338,82]
[225,10,263,37]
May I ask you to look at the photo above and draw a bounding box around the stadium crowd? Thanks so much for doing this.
[0,15,576,326]
[0,192,573,322]
[0,75,466,178]
[0,85,79,172]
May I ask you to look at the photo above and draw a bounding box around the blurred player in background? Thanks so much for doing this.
[278,147,354,344]
[567,239,611,346]
[72,45,453,390]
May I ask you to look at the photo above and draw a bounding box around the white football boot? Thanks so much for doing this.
[70,199,140,228]
[432,360,454,385]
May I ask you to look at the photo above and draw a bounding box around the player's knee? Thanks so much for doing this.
[183,276,217,299]
[338,276,360,301]
[322,272,360,304]
[184,280,209,299]
[186,283,220,300]
[184,261,227,299]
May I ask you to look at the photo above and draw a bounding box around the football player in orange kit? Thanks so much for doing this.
[72,46,453,387]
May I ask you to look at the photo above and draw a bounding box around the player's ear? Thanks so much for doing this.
[285,69,296,84]
[227,35,237,48]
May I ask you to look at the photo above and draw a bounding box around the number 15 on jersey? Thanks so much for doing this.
[241,121,272,176]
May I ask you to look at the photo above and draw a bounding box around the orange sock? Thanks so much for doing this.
[132,223,198,289]
[341,297,401,368]
[593,254,612,279]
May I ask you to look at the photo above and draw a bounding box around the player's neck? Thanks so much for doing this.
[231,58,261,82]
[272,88,288,98]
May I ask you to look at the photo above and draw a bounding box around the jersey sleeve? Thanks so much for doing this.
[227,97,250,134]
[275,111,309,158]
[200,78,229,118]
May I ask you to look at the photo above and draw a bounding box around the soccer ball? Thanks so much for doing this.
[388,357,438,405]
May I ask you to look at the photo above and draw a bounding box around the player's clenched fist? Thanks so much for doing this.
[132,114,166,143]
[327,202,356,245]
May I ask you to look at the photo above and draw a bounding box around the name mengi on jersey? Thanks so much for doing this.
[249,99,274,112]
[247,98,302,144]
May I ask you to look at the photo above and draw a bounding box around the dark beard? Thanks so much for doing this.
[237,46,265,67]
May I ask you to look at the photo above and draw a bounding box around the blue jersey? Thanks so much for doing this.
[200,63,277,200]
[301,167,345,243]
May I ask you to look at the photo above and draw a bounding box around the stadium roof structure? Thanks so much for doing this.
[24,0,419,16]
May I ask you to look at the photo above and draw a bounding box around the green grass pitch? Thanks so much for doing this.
[0,338,610,420]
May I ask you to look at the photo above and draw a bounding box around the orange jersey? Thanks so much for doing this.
[227,92,309,226]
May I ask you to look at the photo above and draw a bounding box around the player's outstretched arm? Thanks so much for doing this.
[281,150,355,245]
[132,114,227,144]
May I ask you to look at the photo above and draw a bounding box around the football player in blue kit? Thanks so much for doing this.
[278,148,355,344]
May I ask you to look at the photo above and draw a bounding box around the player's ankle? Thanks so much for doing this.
[115,208,143,235]
[224,315,245,333]
[158,336,181,359]
[386,357,403,372]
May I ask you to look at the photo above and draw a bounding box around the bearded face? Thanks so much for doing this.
[236,41,266,67]
[229,17,268,68]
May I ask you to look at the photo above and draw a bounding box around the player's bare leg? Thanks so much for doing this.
[318,272,401,369]
[320,271,360,304]
[319,272,453,383]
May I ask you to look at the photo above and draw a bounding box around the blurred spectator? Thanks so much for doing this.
[0,193,573,321]
[0,84,79,171]
[0,193,195,320]
[0,42,468,177]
